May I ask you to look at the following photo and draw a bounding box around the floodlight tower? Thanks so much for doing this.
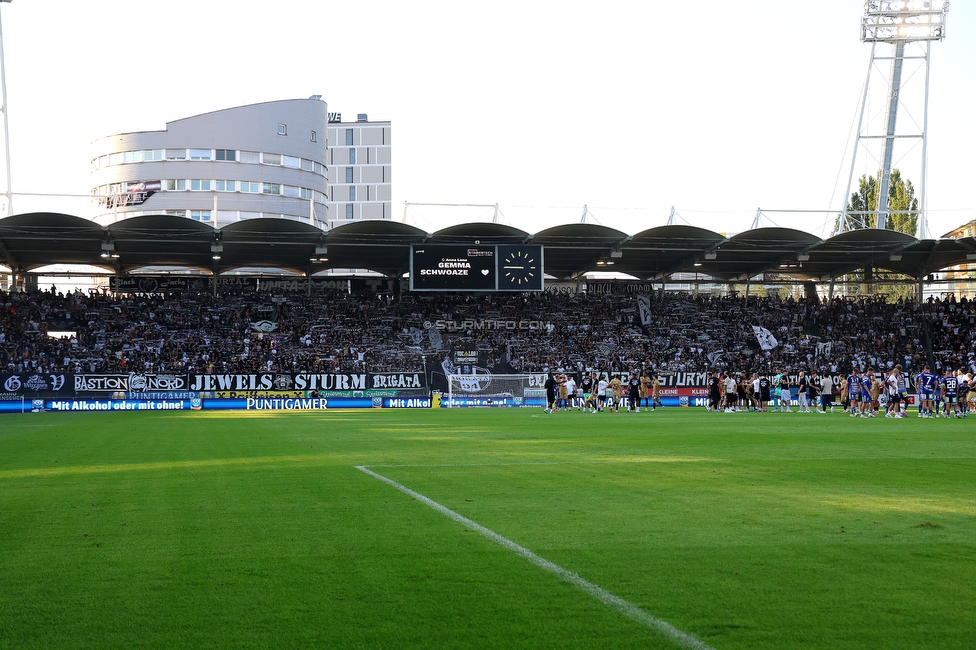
[839,1,948,237]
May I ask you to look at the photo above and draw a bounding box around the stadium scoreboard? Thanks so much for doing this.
[410,244,544,292]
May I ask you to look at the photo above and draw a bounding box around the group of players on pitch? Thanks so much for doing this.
[707,364,973,418]
[543,372,664,414]
[844,365,972,419]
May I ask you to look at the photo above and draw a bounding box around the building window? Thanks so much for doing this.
[216,180,235,192]
[262,153,281,166]
[346,204,354,219]
[240,151,260,164]
[215,149,236,161]
[190,210,211,222]
[349,148,356,164]
[310,130,317,142]
[165,149,186,160]
[345,129,354,146]
[143,149,164,161]
[282,155,301,169]
[262,183,281,195]
[189,149,212,161]
[190,179,212,191]
[345,167,353,183]
[301,159,313,172]
[349,186,357,201]
[278,124,287,135]
[123,151,142,163]
[300,187,313,200]
[240,181,260,193]
[165,179,186,191]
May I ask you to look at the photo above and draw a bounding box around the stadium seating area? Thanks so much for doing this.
[1,287,974,377]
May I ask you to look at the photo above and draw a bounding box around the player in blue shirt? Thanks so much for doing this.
[942,369,960,418]
[846,370,860,417]
[915,365,937,418]
[861,369,874,418]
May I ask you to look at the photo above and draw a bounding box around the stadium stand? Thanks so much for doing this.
[2,287,974,378]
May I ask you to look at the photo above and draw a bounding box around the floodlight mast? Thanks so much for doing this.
[839,1,948,235]
[0,0,12,217]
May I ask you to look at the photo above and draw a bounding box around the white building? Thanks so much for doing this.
[90,98,391,229]
[325,113,392,226]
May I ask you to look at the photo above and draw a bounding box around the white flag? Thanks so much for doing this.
[753,325,778,350]
[816,341,833,357]
[637,295,653,326]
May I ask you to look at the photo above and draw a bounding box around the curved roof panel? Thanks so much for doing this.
[881,236,976,279]
[528,224,631,279]
[109,215,217,273]
[617,225,727,279]
[790,228,917,280]
[0,212,107,271]
[686,227,823,281]
[429,222,530,244]
[220,218,325,275]
[322,219,428,276]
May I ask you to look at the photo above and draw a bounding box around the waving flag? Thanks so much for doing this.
[636,295,653,326]
[752,325,779,350]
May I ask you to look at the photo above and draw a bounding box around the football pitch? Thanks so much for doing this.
[1,408,974,649]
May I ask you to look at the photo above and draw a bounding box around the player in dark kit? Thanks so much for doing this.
[544,372,560,414]
[579,373,595,413]
[708,372,721,412]
[758,374,771,412]
[627,374,641,412]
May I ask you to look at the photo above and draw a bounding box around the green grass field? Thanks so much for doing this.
[1,407,975,649]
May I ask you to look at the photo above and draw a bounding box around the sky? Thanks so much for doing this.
[1,0,973,239]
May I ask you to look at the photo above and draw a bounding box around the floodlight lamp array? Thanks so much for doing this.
[861,1,948,42]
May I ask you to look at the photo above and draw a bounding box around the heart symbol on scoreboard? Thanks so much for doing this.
[481,269,489,275]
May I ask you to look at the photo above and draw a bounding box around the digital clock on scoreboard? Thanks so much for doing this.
[497,245,543,291]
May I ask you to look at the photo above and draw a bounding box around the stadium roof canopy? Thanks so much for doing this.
[1,212,974,283]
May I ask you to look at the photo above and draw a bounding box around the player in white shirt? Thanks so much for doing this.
[597,377,609,413]
[884,368,901,418]
[564,375,578,411]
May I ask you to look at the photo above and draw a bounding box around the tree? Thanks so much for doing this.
[835,170,919,235]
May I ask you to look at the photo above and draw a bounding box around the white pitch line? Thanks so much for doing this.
[356,465,716,650]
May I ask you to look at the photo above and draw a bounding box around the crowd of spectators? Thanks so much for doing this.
[1,286,974,378]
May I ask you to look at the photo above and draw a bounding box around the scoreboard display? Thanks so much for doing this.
[410,244,543,292]
[411,245,496,291]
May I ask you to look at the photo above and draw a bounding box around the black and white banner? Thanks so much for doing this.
[74,374,190,393]
[1,373,72,398]
[636,295,653,327]
[185,373,426,392]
